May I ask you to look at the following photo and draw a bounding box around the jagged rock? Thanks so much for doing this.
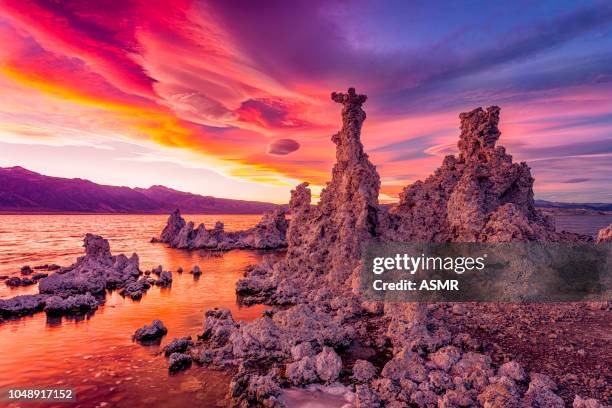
[522,372,564,408]
[428,345,461,372]
[39,234,140,296]
[190,265,201,276]
[168,352,192,373]
[385,106,588,243]
[0,294,47,317]
[152,265,162,276]
[352,360,377,382]
[156,271,172,287]
[596,223,612,243]
[133,319,168,342]
[355,384,381,408]
[286,357,318,385]
[44,293,99,315]
[202,308,237,348]
[159,209,185,243]
[32,272,48,280]
[314,346,342,383]
[119,277,154,300]
[477,376,520,408]
[5,277,35,287]
[229,371,282,407]
[156,208,288,250]
[20,265,33,275]
[163,336,194,356]
[188,90,580,407]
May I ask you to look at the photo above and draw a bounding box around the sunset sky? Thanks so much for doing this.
[0,0,611,203]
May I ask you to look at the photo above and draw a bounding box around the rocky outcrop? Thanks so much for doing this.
[133,319,167,342]
[237,88,380,305]
[0,294,47,317]
[385,106,589,243]
[1,234,142,319]
[596,223,612,243]
[155,208,288,250]
[39,234,140,295]
[186,90,605,406]
[44,293,99,315]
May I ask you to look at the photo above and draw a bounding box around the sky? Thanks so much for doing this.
[0,0,611,203]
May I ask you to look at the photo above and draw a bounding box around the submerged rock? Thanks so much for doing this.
[5,277,35,287]
[133,319,168,342]
[119,277,154,300]
[44,293,99,315]
[190,265,201,276]
[0,294,47,317]
[168,352,192,373]
[156,271,172,287]
[20,265,33,275]
[163,336,193,356]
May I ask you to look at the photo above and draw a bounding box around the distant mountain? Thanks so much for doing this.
[0,166,278,214]
[535,199,612,212]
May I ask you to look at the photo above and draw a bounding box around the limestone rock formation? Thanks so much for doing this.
[200,90,602,406]
[237,88,380,305]
[39,234,140,295]
[155,208,288,250]
[596,223,612,243]
[385,106,587,243]
[1,234,142,319]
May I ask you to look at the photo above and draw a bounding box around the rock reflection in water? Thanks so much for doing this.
[0,214,275,407]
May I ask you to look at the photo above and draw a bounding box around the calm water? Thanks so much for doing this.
[553,214,612,237]
[0,214,273,408]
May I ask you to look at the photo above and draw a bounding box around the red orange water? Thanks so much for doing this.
[0,214,274,407]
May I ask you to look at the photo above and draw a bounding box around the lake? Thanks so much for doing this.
[0,214,274,407]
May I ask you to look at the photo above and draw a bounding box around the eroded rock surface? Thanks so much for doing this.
[186,90,604,407]
[133,319,167,342]
[1,234,142,319]
[385,106,588,243]
[596,223,612,243]
[155,208,288,250]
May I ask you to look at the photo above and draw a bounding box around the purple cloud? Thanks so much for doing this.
[267,138,300,155]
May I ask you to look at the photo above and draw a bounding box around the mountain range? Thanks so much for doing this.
[0,166,278,214]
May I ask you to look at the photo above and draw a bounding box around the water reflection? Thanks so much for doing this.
[0,214,275,407]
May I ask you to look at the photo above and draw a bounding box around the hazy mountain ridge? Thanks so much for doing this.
[0,166,277,214]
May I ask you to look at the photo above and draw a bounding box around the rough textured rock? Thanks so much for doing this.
[119,277,154,300]
[168,352,192,373]
[181,90,598,407]
[133,319,168,342]
[156,208,288,250]
[596,223,612,243]
[385,106,588,243]
[0,294,47,317]
[352,359,378,382]
[314,346,342,383]
[163,336,194,356]
[156,271,172,287]
[44,293,99,315]
[39,234,140,295]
